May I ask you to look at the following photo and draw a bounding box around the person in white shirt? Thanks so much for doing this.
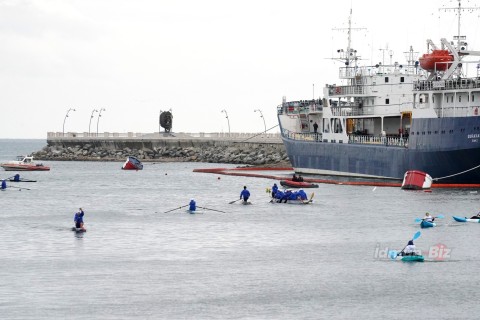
[402,240,417,256]
[423,212,435,222]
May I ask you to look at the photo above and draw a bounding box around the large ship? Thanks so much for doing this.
[277,2,480,186]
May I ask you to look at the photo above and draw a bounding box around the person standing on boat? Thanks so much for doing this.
[240,186,250,203]
[402,240,417,256]
[271,183,278,198]
[423,212,435,222]
[189,199,196,212]
[74,208,86,231]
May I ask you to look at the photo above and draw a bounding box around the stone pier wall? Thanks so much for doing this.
[33,136,290,166]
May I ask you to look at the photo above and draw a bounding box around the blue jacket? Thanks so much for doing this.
[189,200,196,211]
[272,184,278,194]
[74,210,84,223]
[1,180,6,189]
[240,189,250,199]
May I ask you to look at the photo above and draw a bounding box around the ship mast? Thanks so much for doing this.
[441,0,479,49]
[332,8,366,67]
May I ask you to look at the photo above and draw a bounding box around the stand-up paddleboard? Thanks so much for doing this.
[71,227,86,232]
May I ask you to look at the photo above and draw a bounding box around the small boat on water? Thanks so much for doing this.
[271,190,314,204]
[121,156,143,170]
[1,156,50,171]
[401,170,432,190]
[420,220,436,228]
[280,180,318,188]
[452,216,480,223]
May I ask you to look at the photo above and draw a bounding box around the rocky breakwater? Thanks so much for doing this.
[32,142,291,166]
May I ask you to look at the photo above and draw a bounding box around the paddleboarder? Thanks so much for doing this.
[189,199,196,213]
[1,179,6,190]
[74,208,86,231]
[240,186,250,203]
[271,183,278,198]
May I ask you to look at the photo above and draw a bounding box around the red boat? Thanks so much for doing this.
[280,179,318,188]
[1,156,50,171]
[419,50,453,71]
[401,170,432,190]
[121,156,143,170]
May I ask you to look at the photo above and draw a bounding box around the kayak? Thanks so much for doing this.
[401,255,425,262]
[453,216,480,223]
[420,220,436,228]
[280,180,319,188]
[270,192,314,204]
[7,178,37,182]
[71,227,86,232]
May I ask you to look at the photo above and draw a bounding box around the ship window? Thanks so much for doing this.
[441,130,445,134]
[386,99,390,104]
[428,131,431,134]
[422,132,425,135]
[435,131,438,134]
[400,77,405,83]
[385,77,389,83]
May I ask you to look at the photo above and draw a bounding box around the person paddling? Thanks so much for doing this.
[1,179,6,190]
[189,199,196,213]
[13,174,20,182]
[74,208,86,231]
[423,212,435,222]
[240,186,250,203]
[400,240,417,256]
[271,183,278,198]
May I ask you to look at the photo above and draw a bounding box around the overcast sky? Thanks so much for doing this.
[1,0,479,138]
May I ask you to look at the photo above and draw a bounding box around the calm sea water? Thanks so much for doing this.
[0,139,478,319]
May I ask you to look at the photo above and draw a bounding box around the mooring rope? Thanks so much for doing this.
[433,163,480,181]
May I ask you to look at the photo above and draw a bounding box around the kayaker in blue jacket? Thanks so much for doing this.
[281,189,292,203]
[240,186,250,203]
[271,183,278,198]
[296,189,308,200]
[74,208,86,231]
[13,174,20,182]
[1,179,6,190]
[189,199,196,212]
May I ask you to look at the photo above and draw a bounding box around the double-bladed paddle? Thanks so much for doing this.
[388,231,421,260]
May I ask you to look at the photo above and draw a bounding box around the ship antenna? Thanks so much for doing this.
[331,7,366,67]
[441,0,479,49]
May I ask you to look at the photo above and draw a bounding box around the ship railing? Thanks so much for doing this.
[277,101,323,115]
[281,129,409,147]
[328,85,365,96]
[414,78,480,91]
[339,65,419,79]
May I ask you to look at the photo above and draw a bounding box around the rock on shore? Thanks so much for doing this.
[32,143,291,167]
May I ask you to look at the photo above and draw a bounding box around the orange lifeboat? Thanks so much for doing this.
[419,50,453,71]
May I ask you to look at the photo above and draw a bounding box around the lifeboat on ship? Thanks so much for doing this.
[419,50,453,71]
[121,156,143,170]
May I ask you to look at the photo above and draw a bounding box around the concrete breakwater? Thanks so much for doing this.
[34,132,290,166]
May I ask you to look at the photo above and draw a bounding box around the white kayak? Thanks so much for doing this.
[453,216,480,223]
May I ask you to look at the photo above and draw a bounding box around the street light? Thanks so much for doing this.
[254,109,266,134]
[63,108,76,137]
[89,109,98,136]
[96,108,106,136]
[221,109,230,136]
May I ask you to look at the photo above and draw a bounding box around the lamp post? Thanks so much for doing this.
[89,109,98,136]
[63,108,76,137]
[221,109,230,136]
[254,109,266,134]
[96,108,106,136]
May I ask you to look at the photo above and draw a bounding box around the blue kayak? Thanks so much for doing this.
[401,255,424,262]
[453,216,480,223]
[420,220,436,228]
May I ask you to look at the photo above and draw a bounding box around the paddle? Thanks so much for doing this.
[7,185,31,191]
[388,231,421,260]
[229,199,241,204]
[414,214,445,223]
[197,206,226,213]
[163,204,188,213]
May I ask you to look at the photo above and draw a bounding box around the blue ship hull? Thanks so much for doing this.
[280,117,480,184]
